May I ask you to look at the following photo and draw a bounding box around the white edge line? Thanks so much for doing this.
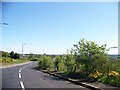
[20,81,25,89]
[19,73,22,78]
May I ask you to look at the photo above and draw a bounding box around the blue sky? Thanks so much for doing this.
[2,2,118,54]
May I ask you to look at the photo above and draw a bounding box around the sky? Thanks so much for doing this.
[2,2,118,54]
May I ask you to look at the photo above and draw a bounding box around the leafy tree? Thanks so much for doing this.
[73,39,108,76]
[28,53,35,60]
[38,55,54,70]
[10,51,20,59]
[54,56,60,71]
[2,52,10,57]
[64,49,76,73]
[10,51,15,59]
[14,53,20,59]
[54,56,65,72]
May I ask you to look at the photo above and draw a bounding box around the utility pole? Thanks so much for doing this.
[22,43,26,59]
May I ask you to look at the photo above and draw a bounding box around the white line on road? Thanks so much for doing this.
[18,62,34,90]
[20,81,25,90]
[19,68,22,73]
[18,63,31,78]
[19,73,22,78]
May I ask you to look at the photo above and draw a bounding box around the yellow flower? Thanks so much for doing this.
[109,71,119,76]
[89,70,102,78]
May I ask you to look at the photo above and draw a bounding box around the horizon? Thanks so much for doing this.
[1,50,119,56]
[2,2,118,54]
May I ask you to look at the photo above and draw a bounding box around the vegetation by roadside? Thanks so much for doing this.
[0,57,29,66]
[37,39,120,87]
[0,51,30,66]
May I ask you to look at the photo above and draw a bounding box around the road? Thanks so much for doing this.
[2,61,89,89]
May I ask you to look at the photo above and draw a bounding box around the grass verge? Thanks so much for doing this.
[0,58,29,66]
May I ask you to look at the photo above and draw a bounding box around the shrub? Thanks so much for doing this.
[38,55,54,71]
[2,57,13,63]
[109,71,119,77]
[89,70,102,79]
[98,75,120,86]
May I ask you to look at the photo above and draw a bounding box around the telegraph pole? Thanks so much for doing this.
[22,43,26,59]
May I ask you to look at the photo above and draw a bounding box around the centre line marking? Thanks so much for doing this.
[20,81,25,90]
[19,68,22,73]
[19,73,21,78]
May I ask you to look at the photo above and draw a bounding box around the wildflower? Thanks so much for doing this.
[109,71,119,77]
[89,70,102,78]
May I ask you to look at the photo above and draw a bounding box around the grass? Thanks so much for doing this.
[0,57,29,66]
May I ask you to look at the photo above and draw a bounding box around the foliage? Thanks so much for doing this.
[10,51,20,59]
[10,51,15,58]
[73,39,108,76]
[2,52,10,57]
[28,53,36,61]
[1,58,29,66]
[64,51,76,73]
[54,56,66,72]
[2,57,13,63]
[14,53,20,59]
[37,39,120,86]
[38,55,54,70]
[1,51,29,66]
[89,70,102,79]
[98,75,120,86]
[109,71,119,77]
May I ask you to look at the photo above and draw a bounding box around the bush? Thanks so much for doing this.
[73,39,108,76]
[89,70,102,79]
[98,75,120,86]
[2,52,10,57]
[31,58,38,61]
[36,39,120,86]
[2,57,13,63]
[54,56,66,72]
[98,76,109,83]
[38,55,54,71]
[10,51,20,59]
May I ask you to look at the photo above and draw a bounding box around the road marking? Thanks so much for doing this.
[20,81,25,90]
[19,73,22,78]
[18,63,31,79]
[18,62,34,90]
[19,68,22,73]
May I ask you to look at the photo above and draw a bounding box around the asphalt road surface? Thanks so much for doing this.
[2,61,89,89]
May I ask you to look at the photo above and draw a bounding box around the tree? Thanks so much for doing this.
[38,55,54,70]
[54,56,65,72]
[54,56,60,71]
[14,53,20,59]
[10,51,14,59]
[73,39,108,76]
[10,51,20,59]
[28,53,35,60]
[64,49,76,73]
